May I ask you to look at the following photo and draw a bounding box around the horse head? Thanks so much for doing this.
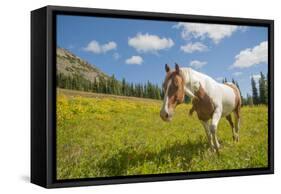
[160,63,185,121]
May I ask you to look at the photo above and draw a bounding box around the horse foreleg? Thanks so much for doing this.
[200,120,214,149]
[189,106,195,116]
[210,107,222,153]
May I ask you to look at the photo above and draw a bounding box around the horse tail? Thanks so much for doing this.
[224,83,242,117]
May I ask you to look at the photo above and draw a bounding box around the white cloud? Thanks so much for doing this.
[231,41,268,69]
[102,42,117,52]
[180,42,208,53]
[175,22,239,44]
[84,40,117,54]
[125,56,143,65]
[128,33,174,53]
[189,60,207,69]
[113,52,120,60]
[233,72,243,76]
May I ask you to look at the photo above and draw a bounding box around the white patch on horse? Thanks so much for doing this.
[160,79,172,119]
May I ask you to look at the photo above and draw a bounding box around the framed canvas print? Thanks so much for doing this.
[31,5,274,188]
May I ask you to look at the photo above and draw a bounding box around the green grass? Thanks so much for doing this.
[56,89,268,180]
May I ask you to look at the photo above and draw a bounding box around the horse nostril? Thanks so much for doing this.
[160,111,170,121]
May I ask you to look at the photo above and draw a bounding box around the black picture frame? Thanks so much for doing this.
[31,5,274,188]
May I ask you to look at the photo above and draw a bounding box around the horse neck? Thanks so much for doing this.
[189,68,207,81]
[180,68,214,96]
[180,68,200,89]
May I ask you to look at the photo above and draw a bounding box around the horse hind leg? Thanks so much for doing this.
[226,114,237,141]
[233,110,240,142]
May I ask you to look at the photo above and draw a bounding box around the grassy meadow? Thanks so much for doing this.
[56,88,268,180]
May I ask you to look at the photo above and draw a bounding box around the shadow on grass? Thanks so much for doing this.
[97,140,206,176]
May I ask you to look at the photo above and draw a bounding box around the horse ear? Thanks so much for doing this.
[165,64,170,73]
[175,63,180,74]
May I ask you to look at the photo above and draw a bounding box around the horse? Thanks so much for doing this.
[160,63,241,153]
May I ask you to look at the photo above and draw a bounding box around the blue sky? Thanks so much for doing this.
[57,15,268,97]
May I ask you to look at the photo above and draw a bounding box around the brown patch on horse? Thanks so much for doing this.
[224,83,242,117]
[190,84,215,121]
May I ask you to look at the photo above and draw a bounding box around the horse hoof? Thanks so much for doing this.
[216,150,220,156]
[233,135,239,142]
[209,146,217,152]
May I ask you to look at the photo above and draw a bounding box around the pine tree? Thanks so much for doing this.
[130,83,134,96]
[224,78,228,83]
[247,93,253,106]
[155,85,160,99]
[259,72,266,104]
[265,73,268,104]
[121,78,126,95]
[242,96,247,106]
[251,76,259,105]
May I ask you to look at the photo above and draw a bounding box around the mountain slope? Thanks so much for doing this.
[56,47,163,100]
[57,47,109,82]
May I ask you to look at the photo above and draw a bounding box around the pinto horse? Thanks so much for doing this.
[160,63,241,153]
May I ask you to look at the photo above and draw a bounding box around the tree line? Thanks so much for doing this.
[249,72,268,105]
[57,72,268,106]
[221,72,268,106]
[57,73,163,100]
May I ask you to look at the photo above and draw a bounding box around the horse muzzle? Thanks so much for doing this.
[160,110,173,122]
